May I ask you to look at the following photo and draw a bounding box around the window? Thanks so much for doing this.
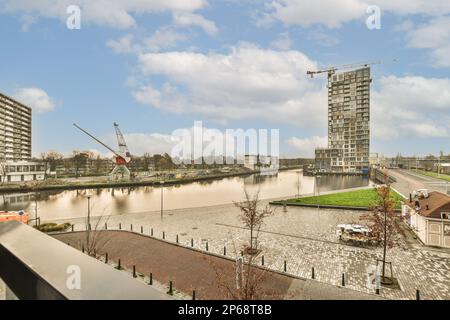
[441,212,450,220]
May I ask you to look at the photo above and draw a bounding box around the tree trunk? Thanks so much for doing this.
[382,208,387,278]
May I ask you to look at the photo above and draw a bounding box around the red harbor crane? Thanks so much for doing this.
[73,123,132,180]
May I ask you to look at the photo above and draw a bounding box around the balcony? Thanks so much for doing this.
[0,221,171,300]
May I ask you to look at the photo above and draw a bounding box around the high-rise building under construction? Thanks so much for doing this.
[315,67,371,173]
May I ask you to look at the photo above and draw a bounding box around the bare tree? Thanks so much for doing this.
[83,197,110,256]
[363,184,402,283]
[296,173,302,199]
[234,190,274,255]
[40,151,63,179]
[210,244,272,300]
[209,190,282,300]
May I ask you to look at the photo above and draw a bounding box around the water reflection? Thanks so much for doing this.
[0,170,368,220]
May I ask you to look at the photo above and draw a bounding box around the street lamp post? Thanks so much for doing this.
[86,192,91,251]
[160,181,164,220]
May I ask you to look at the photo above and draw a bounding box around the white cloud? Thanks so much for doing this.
[261,0,450,28]
[372,75,450,139]
[107,28,187,55]
[106,34,139,54]
[133,44,327,127]
[14,87,56,113]
[405,16,450,67]
[144,28,188,52]
[265,0,367,28]
[270,32,293,50]
[286,135,327,157]
[2,0,208,29]
[173,12,218,35]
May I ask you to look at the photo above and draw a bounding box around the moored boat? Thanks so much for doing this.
[0,210,29,224]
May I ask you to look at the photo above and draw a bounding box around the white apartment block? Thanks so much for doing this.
[0,92,45,183]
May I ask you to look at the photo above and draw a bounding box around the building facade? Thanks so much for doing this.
[315,67,371,173]
[0,92,32,162]
[0,91,46,182]
[403,191,450,248]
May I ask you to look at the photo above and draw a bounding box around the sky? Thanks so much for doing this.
[0,0,449,158]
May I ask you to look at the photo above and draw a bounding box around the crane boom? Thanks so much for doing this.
[114,122,130,157]
[73,123,122,158]
[307,60,383,78]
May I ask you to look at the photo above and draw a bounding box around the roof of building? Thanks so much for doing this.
[406,191,450,219]
[0,91,32,111]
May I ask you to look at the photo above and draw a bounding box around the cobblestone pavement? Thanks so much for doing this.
[60,200,450,300]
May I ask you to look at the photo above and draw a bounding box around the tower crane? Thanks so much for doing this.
[73,123,132,180]
[307,60,383,78]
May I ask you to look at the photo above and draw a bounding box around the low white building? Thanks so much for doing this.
[244,155,258,171]
[0,161,47,183]
[402,191,450,248]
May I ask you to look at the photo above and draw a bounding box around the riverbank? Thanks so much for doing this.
[270,188,404,210]
[0,166,302,193]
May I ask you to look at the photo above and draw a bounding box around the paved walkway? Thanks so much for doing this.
[48,183,450,300]
[53,231,383,300]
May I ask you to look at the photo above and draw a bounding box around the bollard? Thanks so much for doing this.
[224,246,226,256]
[119,223,122,230]
[341,273,345,286]
[191,238,194,247]
[117,259,121,270]
[133,265,136,278]
[131,224,133,232]
[82,245,85,253]
[141,226,143,234]
[176,235,179,243]
[149,273,153,285]
[105,252,108,264]
[416,289,420,300]
[311,267,315,279]
[151,228,153,236]
[169,281,173,295]
[262,255,265,266]
[284,260,287,272]
[163,231,165,239]
[206,242,209,251]
[192,290,196,300]
[71,225,74,232]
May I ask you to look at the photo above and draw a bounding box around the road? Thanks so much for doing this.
[382,168,450,197]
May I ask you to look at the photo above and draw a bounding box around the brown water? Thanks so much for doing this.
[0,170,369,221]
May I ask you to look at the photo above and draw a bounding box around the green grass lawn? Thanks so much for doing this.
[415,170,450,182]
[286,188,404,209]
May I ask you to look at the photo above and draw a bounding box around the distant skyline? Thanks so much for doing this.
[1,0,449,158]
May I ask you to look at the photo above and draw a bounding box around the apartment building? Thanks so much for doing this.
[315,67,371,173]
[0,91,46,182]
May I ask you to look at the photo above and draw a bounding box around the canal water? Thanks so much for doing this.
[0,170,369,221]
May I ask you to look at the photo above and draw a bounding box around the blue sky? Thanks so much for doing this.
[0,0,449,158]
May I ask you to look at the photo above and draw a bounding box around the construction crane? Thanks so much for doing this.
[73,123,132,180]
[307,60,383,78]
